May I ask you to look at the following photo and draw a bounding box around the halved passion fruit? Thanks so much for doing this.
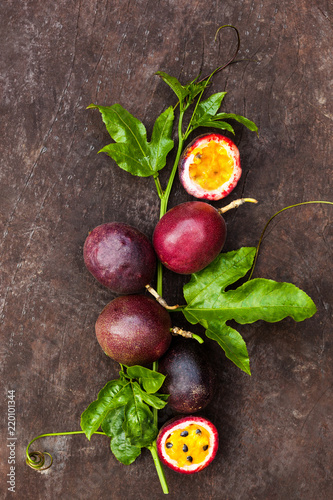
[179,133,241,200]
[156,416,218,474]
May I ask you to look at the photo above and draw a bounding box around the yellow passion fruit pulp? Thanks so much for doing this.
[179,133,241,201]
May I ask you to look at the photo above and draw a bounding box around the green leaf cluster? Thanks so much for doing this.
[80,365,168,465]
[89,71,258,184]
[183,247,317,375]
[156,71,258,139]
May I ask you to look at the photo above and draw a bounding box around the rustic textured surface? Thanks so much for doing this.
[1,1,332,499]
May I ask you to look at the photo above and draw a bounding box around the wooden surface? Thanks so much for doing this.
[1,1,333,499]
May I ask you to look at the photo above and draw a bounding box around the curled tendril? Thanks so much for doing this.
[197,25,241,83]
[26,451,53,471]
[25,430,107,473]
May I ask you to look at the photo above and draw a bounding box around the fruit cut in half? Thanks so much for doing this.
[83,222,156,294]
[157,415,219,474]
[179,133,241,201]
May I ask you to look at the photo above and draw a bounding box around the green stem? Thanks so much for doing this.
[160,109,185,218]
[154,175,164,199]
[183,86,208,140]
[149,107,186,495]
[148,442,169,494]
[192,333,204,344]
[249,200,333,280]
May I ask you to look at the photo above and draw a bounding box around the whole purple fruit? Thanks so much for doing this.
[83,222,156,294]
[95,295,172,366]
[153,202,226,275]
[158,337,216,413]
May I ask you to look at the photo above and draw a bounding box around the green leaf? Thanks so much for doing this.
[197,120,235,134]
[206,322,251,375]
[132,382,168,410]
[80,379,130,440]
[101,407,141,465]
[184,247,256,305]
[153,393,169,402]
[88,103,174,177]
[191,92,227,128]
[184,79,210,102]
[213,112,258,134]
[101,406,124,438]
[194,278,317,324]
[127,365,166,393]
[110,434,142,465]
[123,390,158,447]
[148,106,175,172]
[183,247,317,374]
[156,71,190,103]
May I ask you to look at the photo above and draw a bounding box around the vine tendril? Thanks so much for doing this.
[26,431,107,471]
[248,201,333,280]
[197,25,241,83]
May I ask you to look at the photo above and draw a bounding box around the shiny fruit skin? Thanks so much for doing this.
[95,295,171,366]
[158,337,216,414]
[153,201,226,274]
[157,415,219,474]
[179,133,241,201]
[83,222,156,294]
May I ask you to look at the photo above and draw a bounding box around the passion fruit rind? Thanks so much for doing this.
[156,415,219,474]
[83,222,156,295]
[179,133,241,201]
[152,201,226,275]
[95,295,172,366]
[158,337,216,414]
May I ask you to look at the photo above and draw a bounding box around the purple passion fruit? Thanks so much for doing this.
[95,295,171,366]
[158,337,216,414]
[153,201,226,274]
[83,222,156,294]
[157,415,219,474]
[179,133,241,201]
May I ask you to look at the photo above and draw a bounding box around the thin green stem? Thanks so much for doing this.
[183,84,209,140]
[249,200,333,280]
[149,108,187,496]
[148,442,169,494]
[160,109,185,218]
[156,261,163,296]
[154,175,164,199]
[192,333,204,344]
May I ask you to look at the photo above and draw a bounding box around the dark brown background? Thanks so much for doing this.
[1,1,332,499]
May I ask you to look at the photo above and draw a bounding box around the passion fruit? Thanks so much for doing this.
[179,133,241,200]
[153,201,226,274]
[157,415,219,474]
[83,222,156,294]
[158,337,216,414]
[95,295,172,366]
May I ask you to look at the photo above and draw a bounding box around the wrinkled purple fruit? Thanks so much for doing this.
[84,222,156,294]
[95,295,172,366]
